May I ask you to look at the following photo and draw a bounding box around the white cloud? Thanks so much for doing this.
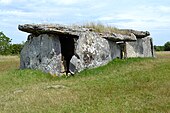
[0,0,12,5]
[55,0,79,5]
[24,0,82,6]
[0,9,29,16]
[97,5,170,31]
[98,16,115,21]
[159,6,170,13]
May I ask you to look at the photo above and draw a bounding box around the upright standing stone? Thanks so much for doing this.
[20,34,62,76]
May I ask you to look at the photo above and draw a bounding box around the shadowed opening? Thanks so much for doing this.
[117,42,126,59]
[59,35,78,74]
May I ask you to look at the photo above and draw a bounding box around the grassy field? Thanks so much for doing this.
[0,52,170,113]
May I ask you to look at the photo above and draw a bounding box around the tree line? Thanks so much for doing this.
[0,32,24,55]
[154,41,170,51]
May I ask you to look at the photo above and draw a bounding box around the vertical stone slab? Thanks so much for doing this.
[126,41,138,58]
[126,37,154,58]
[150,38,155,57]
[142,37,152,57]
[20,34,62,76]
[126,39,144,57]
[69,32,120,73]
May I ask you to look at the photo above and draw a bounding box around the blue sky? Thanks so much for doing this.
[0,0,170,45]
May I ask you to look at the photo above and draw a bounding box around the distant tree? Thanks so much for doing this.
[164,41,170,51]
[0,32,12,55]
[154,45,164,51]
[10,44,24,55]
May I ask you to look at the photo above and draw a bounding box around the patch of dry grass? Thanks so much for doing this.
[156,51,170,59]
[0,55,19,73]
[83,22,130,35]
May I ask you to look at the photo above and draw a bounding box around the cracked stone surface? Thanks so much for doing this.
[20,34,62,76]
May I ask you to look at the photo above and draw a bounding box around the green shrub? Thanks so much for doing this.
[164,41,170,51]
[0,32,12,55]
[154,45,164,51]
[0,31,24,55]
[10,43,24,55]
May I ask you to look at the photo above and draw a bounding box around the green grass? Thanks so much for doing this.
[0,52,170,113]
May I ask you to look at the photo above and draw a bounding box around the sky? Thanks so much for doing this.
[0,0,170,45]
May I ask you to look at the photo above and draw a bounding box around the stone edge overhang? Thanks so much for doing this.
[101,33,137,42]
[18,24,149,42]
[120,29,150,38]
[18,24,89,37]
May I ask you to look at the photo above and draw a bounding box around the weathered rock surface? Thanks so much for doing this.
[18,24,89,36]
[69,32,121,73]
[120,29,150,38]
[126,37,154,57]
[102,33,137,42]
[20,34,62,76]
